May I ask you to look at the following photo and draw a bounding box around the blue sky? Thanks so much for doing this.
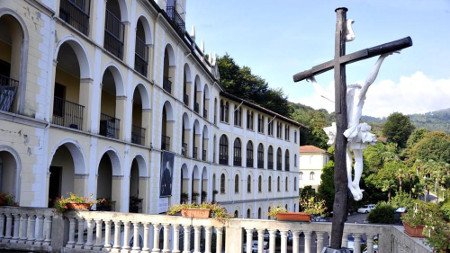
[185,0,450,117]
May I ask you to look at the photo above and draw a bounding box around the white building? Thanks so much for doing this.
[0,0,302,218]
[299,145,329,191]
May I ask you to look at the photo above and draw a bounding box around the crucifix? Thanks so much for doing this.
[293,7,412,250]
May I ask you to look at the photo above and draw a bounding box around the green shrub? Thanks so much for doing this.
[440,198,450,221]
[367,202,395,224]
[389,191,414,209]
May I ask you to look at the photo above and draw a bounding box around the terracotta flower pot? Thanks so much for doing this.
[66,202,92,211]
[403,222,425,238]
[181,208,211,218]
[276,212,311,222]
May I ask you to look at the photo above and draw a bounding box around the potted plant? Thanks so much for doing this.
[54,193,96,213]
[180,192,189,203]
[168,202,231,222]
[268,204,314,222]
[96,198,114,211]
[401,200,434,238]
[0,193,16,206]
[301,197,327,219]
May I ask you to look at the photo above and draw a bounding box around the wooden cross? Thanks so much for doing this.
[293,7,412,250]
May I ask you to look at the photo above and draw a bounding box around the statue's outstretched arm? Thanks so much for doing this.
[360,52,398,99]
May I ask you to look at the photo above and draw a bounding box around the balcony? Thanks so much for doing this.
[161,135,170,151]
[163,77,172,93]
[194,102,199,113]
[268,162,274,170]
[183,93,189,105]
[0,74,19,113]
[104,9,124,59]
[277,163,282,171]
[203,108,208,118]
[52,97,84,130]
[202,149,207,161]
[181,142,187,156]
[131,125,145,145]
[219,156,228,165]
[59,0,90,35]
[233,156,242,166]
[257,160,264,169]
[0,206,431,253]
[246,158,253,167]
[134,36,148,76]
[166,6,185,33]
[285,162,290,171]
[99,113,120,139]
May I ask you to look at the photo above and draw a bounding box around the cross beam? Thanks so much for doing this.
[292,7,412,250]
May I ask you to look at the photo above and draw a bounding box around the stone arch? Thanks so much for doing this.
[0,146,21,202]
[192,119,201,158]
[54,37,91,79]
[193,75,202,113]
[201,166,208,202]
[49,140,87,175]
[98,148,122,176]
[191,165,200,203]
[202,125,209,161]
[136,15,152,44]
[183,63,192,106]
[180,163,189,203]
[103,64,125,96]
[132,83,151,110]
[161,101,174,150]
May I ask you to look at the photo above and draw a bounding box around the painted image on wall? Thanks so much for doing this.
[160,151,174,197]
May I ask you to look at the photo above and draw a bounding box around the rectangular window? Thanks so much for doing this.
[234,104,242,127]
[258,115,264,133]
[285,125,290,141]
[247,110,253,130]
[268,120,274,136]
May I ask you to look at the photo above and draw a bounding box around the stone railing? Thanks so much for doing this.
[0,207,431,253]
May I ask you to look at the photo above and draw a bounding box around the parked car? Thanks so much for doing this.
[357,204,376,213]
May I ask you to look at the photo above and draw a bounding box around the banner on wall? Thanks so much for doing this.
[160,151,174,197]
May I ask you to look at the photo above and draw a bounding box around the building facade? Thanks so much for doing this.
[299,145,329,191]
[0,0,301,218]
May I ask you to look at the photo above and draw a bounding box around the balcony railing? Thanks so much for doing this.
[246,158,253,167]
[203,108,208,118]
[52,97,84,130]
[0,206,431,253]
[181,142,187,156]
[104,9,124,59]
[161,135,170,150]
[100,113,120,139]
[163,77,172,93]
[131,125,145,145]
[202,149,207,161]
[166,6,185,33]
[59,0,90,35]
[0,74,19,113]
[194,102,199,113]
[233,156,242,166]
[183,93,189,105]
[257,160,264,169]
[134,36,148,76]
[193,147,198,159]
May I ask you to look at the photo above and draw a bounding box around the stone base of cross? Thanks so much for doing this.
[293,7,412,250]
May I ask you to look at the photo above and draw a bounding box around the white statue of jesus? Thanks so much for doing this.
[309,52,395,201]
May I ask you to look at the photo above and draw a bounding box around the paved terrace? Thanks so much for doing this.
[0,206,431,253]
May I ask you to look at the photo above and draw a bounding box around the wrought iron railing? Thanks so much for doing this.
[166,6,185,33]
[193,147,198,159]
[131,125,145,145]
[59,0,90,35]
[52,97,84,130]
[163,77,172,93]
[233,156,242,166]
[104,9,124,59]
[203,108,207,118]
[134,36,148,76]
[161,135,170,150]
[183,94,189,105]
[202,150,206,161]
[182,143,187,156]
[100,113,120,139]
[0,74,19,112]
[246,158,253,168]
[194,102,199,113]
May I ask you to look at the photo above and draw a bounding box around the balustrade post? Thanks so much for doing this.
[342,233,349,249]
[280,230,288,253]
[152,223,161,253]
[103,220,112,250]
[162,224,171,253]
[93,219,103,250]
[112,220,122,251]
[257,229,265,253]
[204,226,212,253]
[123,221,131,251]
[43,214,52,246]
[132,222,141,252]
[193,225,201,253]
[85,219,95,249]
[4,213,13,242]
[26,214,36,245]
[245,228,253,253]
[11,213,20,243]
[354,233,362,253]
[215,227,223,253]
[0,213,4,239]
[34,214,44,246]
[304,231,312,253]
[366,234,374,253]
[142,223,150,253]
[66,217,76,248]
[182,225,191,253]
[19,213,27,243]
[225,223,242,253]
[172,224,180,253]
[75,217,85,249]
[316,231,325,253]
[268,229,276,253]
[292,231,300,253]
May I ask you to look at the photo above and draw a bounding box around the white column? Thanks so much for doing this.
[292,231,300,253]
[316,232,325,253]
[366,234,374,253]
[342,233,349,248]
[354,233,362,253]
[103,220,112,250]
[75,218,85,249]
[245,228,253,253]
[280,230,288,253]
[11,213,20,243]
[162,224,170,253]
[152,224,161,253]
[172,224,180,253]
[93,219,103,250]
[4,213,13,241]
[257,229,264,253]
[304,231,312,253]
[204,226,212,253]
[0,214,4,239]
[85,219,95,249]
[66,218,76,248]
[113,220,122,251]
[269,229,276,253]
[34,214,44,246]
[19,213,27,243]
[142,223,150,253]
[193,225,201,253]
[182,225,190,253]
[215,227,223,253]
[123,221,131,251]
[43,214,52,246]
[26,215,36,245]
[132,222,141,252]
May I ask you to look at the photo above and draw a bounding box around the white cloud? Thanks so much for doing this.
[297,71,450,118]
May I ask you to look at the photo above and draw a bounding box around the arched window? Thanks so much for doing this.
[285,176,288,192]
[219,135,228,165]
[268,176,272,192]
[257,144,264,169]
[258,175,262,192]
[135,19,148,76]
[258,208,261,219]
[104,0,125,59]
[247,175,252,193]
[220,100,225,122]
[277,176,280,192]
[310,172,315,180]
[276,148,282,170]
[247,209,251,218]
[234,174,239,193]
[220,173,226,193]
[234,104,242,126]
[233,138,242,166]
[246,141,253,167]
[247,110,254,130]
[294,154,297,167]
[268,146,274,170]
[285,150,290,171]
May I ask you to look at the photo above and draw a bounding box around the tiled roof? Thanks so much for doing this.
[299,145,326,154]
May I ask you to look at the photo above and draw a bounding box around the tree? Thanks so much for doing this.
[409,131,450,163]
[382,112,415,148]
[318,161,335,213]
